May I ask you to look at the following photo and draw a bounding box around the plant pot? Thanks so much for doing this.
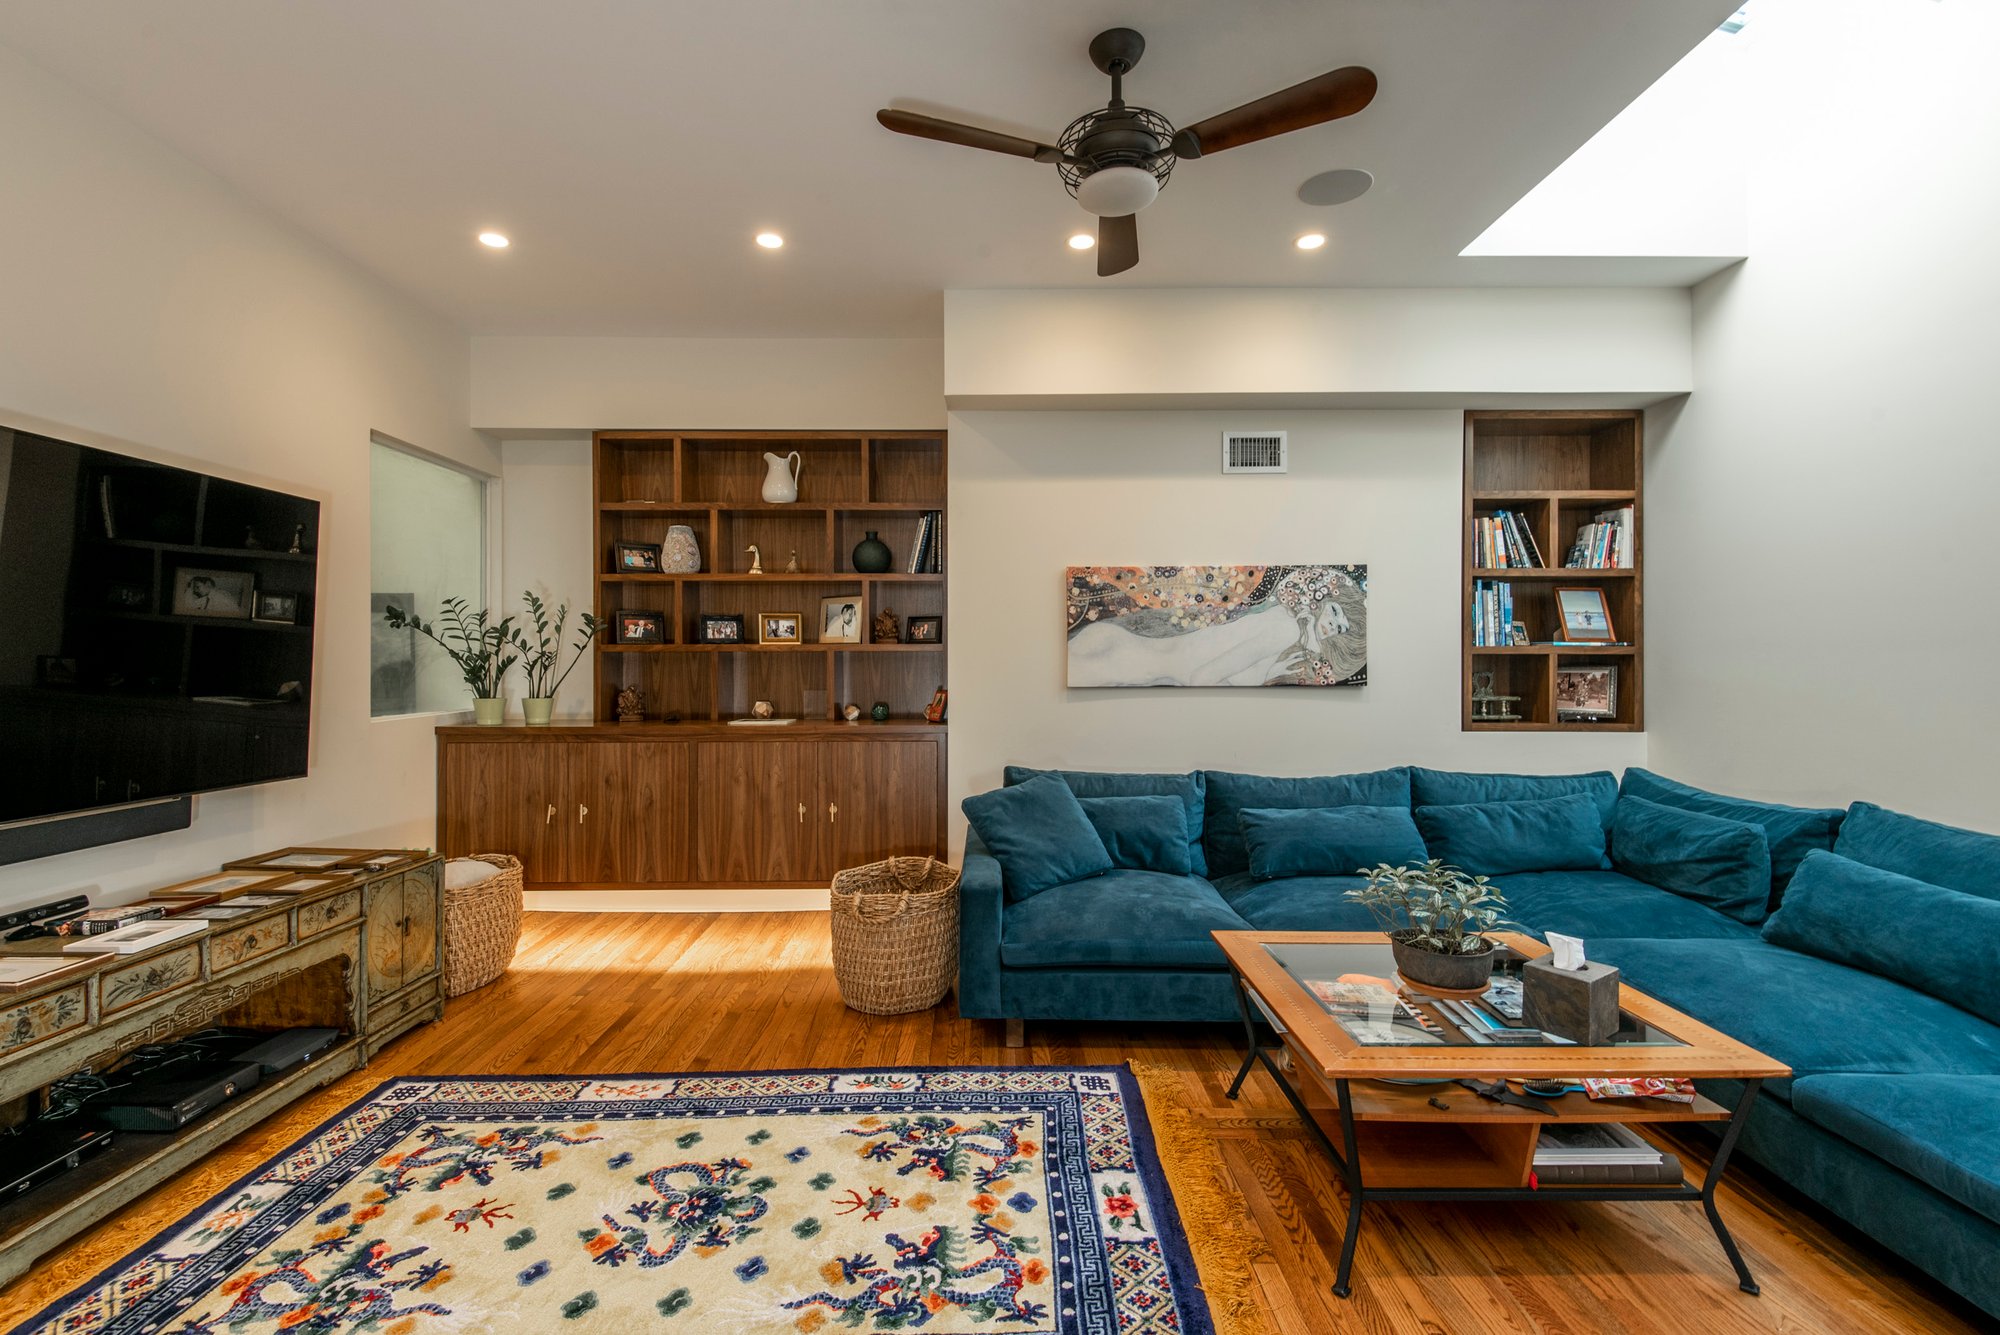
[471,696,506,726]
[1390,930,1497,994]
[521,697,555,726]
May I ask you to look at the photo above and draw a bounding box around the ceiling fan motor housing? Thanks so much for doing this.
[1058,105,1176,213]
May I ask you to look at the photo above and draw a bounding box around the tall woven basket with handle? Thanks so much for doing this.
[443,853,525,998]
[830,856,961,1015]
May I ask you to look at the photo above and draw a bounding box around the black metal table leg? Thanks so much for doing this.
[1225,966,1261,1100]
[1701,1078,1765,1295]
[1328,1077,1365,1299]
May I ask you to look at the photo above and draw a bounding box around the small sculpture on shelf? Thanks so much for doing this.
[242,526,262,550]
[745,544,764,575]
[872,608,900,644]
[616,685,645,724]
[924,686,948,725]
[750,699,776,720]
[1468,670,1522,723]
[288,523,305,555]
[785,549,800,573]
[842,703,863,723]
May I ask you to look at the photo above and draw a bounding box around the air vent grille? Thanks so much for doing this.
[1221,431,1288,474]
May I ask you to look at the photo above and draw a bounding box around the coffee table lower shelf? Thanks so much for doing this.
[1227,974,1767,1299]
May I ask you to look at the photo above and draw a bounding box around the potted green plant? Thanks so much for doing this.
[514,591,598,726]
[382,598,519,725]
[1345,859,1510,992]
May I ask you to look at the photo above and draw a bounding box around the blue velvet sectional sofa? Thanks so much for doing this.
[958,764,2000,1318]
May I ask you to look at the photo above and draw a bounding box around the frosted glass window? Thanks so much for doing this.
[370,440,488,717]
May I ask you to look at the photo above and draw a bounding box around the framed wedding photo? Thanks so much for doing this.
[699,613,744,644]
[905,615,942,644]
[614,609,666,644]
[614,542,663,574]
[819,594,864,644]
[1556,665,1619,721]
[758,612,803,645]
[1554,587,1616,642]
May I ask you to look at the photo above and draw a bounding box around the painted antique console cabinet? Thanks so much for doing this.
[0,850,443,1286]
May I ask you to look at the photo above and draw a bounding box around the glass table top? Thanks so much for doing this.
[1262,941,1688,1050]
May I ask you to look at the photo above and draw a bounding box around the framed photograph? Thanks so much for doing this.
[819,594,864,644]
[758,611,803,645]
[105,581,149,610]
[36,655,77,686]
[253,592,300,624]
[1555,665,1620,721]
[614,609,666,644]
[699,614,745,644]
[905,615,943,644]
[1508,621,1530,647]
[1553,587,1616,642]
[225,847,359,871]
[253,872,353,896]
[149,870,288,901]
[615,542,663,574]
[0,954,108,993]
[171,567,254,619]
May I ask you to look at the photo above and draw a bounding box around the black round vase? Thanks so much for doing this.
[1389,931,1497,993]
[851,530,892,573]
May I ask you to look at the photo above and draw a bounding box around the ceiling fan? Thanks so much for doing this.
[877,28,1376,277]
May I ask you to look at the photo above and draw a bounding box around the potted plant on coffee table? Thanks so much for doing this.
[514,591,598,725]
[382,597,519,725]
[1346,859,1510,993]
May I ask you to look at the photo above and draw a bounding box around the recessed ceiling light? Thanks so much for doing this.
[1068,233,1095,251]
[1297,168,1375,207]
[755,231,785,250]
[477,231,510,249]
[1296,232,1328,251]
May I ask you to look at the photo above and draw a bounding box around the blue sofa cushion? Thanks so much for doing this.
[1610,795,1773,924]
[1006,766,1208,877]
[1619,768,1842,905]
[1411,767,1618,826]
[998,870,1246,969]
[1211,872,1384,933]
[1415,794,1608,875]
[1239,805,1426,881]
[1791,1074,2000,1226]
[1201,768,1411,880]
[1585,936,2000,1099]
[962,774,1113,903]
[1764,850,2000,1027]
[1077,795,1191,876]
[1488,871,1758,943]
[1835,801,2000,903]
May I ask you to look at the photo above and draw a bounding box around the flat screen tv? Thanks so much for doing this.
[0,427,318,831]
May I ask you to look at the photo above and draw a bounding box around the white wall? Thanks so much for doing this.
[499,437,597,719]
[0,43,495,912]
[1647,0,2000,826]
[947,409,1649,842]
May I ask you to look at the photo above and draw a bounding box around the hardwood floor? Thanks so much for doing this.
[1,911,1984,1333]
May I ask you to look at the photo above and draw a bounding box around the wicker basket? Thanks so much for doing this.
[830,856,962,1015]
[442,853,525,998]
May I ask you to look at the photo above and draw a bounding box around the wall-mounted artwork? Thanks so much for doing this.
[1066,565,1368,688]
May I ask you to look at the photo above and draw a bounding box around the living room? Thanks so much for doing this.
[1,1,1995,1332]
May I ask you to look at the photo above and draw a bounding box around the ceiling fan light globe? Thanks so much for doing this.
[1075,165,1159,217]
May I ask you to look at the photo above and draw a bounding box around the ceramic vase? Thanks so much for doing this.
[472,697,506,726]
[522,697,555,726]
[660,524,701,573]
[761,451,801,503]
[851,530,892,573]
[870,701,891,722]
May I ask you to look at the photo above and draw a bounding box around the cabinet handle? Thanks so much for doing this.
[578,804,589,824]
[797,801,805,824]
[545,803,556,826]
[828,802,838,823]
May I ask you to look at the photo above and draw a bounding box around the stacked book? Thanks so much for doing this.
[1470,579,1515,647]
[1566,506,1634,569]
[905,511,943,574]
[1533,1122,1683,1185]
[1472,511,1544,568]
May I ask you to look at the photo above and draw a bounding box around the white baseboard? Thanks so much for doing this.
[524,888,831,913]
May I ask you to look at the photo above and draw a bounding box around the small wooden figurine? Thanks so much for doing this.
[784,549,801,573]
[616,685,644,723]
[872,608,900,644]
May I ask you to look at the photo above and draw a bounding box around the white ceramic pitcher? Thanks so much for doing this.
[761,450,801,504]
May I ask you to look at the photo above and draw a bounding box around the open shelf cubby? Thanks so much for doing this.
[1463,411,1642,732]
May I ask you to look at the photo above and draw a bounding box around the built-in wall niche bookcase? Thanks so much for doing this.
[591,431,946,725]
[1462,410,1642,732]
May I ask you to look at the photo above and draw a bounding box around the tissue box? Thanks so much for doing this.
[1522,957,1621,1045]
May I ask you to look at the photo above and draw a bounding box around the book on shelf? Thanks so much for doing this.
[1470,579,1517,647]
[1533,1123,1676,1184]
[1565,505,1634,569]
[1536,1156,1684,1185]
[905,510,943,574]
[1472,511,1544,569]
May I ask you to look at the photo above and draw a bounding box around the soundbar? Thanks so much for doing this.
[0,895,89,933]
[84,1059,263,1132]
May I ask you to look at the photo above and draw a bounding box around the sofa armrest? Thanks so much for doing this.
[957,831,1006,1018]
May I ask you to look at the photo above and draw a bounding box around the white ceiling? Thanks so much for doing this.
[0,1,1738,338]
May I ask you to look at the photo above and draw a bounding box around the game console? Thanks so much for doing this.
[218,1027,342,1075]
[2,1120,115,1197]
[83,1059,262,1132]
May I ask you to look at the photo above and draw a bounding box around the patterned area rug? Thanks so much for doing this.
[27,1067,1221,1334]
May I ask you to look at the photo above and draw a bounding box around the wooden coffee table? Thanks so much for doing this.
[1214,930,1790,1299]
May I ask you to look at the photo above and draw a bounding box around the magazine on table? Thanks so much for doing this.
[1302,976,1443,1046]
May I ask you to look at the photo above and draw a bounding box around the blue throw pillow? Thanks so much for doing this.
[1764,850,2000,1027]
[1239,806,1428,881]
[1611,795,1773,924]
[1005,767,1208,877]
[1834,802,2000,904]
[962,774,1114,902]
[1415,793,1608,876]
[1201,767,1413,880]
[1620,768,1842,904]
[1077,795,1191,876]
[1411,768,1619,826]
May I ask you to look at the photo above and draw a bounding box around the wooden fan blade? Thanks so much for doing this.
[1171,66,1377,159]
[1098,214,1138,277]
[876,109,1063,163]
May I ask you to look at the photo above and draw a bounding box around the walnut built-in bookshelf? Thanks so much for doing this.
[1462,411,1642,732]
[591,431,946,726]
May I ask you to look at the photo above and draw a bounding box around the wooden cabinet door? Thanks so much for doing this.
[364,876,406,1001]
[824,741,941,872]
[570,742,695,885]
[400,865,441,983]
[439,739,570,884]
[695,741,827,883]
